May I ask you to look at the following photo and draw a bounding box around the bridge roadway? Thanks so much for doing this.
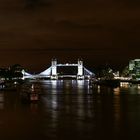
[24,75,91,80]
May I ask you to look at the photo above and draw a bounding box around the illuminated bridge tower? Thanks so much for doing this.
[51,58,58,79]
[77,59,84,80]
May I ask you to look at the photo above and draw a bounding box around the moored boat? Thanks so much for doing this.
[90,79,120,88]
[20,83,41,103]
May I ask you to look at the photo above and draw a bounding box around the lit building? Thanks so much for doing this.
[129,59,140,80]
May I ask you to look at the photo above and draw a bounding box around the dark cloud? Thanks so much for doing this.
[0,0,140,70]
[117,0,140,6]
[24,0,52,9]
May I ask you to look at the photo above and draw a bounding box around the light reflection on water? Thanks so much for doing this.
[1,80,140,139]
[0,92,4,110]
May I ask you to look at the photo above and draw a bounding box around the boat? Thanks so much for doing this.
[0,80,5,90]
[90,79,120,88]
[20,83,41,103]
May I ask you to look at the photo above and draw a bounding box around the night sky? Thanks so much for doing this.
[0,0,140,72]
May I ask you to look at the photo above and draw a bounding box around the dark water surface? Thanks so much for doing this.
[0,80,140,140]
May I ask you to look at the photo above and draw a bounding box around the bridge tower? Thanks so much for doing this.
[77,59,84,80]
[51,58,58,79]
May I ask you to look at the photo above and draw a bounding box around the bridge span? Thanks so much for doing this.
[23,59,95,80]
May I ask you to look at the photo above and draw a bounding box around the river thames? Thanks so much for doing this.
[0,80,140,140]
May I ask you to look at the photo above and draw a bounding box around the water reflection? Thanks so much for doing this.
[0,92,4,110]
[50,80,58,94]
[30,103,38,113]
[97,85,101,93]
[1,80,140,140]
[120,82,129,88]
[113,87,120,95]
[113,95,121,135]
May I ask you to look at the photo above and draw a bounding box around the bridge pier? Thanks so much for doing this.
[77,59,84,80]
[51,58,58,80]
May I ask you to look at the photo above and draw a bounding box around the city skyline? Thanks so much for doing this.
[0,0,140,71]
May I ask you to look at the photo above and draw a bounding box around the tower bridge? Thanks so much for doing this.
[23,59,95,80]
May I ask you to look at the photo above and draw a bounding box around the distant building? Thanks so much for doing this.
[129,59,140,80]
